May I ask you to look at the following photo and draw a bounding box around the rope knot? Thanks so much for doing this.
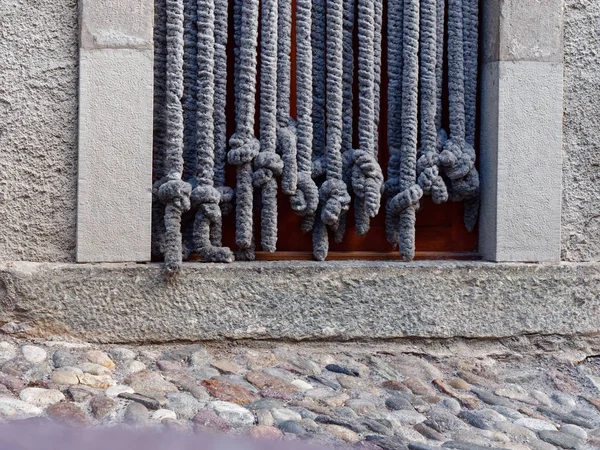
[417,150,449,204]
[312,156,327,179]
[290,171,319,217]
[252,152,284,188]
[227,135,260,166]
[217,186,235,216]
[157,176,192,212]
[389,184,423,216]
[191,185,221,221]
[319,178,351,227]
[344,149,384,217]
[439,138,476,180]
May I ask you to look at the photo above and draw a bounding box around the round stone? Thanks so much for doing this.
[124,402,149,425]
[46,402,91,427]
[278,420,305,434]
[51,368,81,385]
[0,342,17,363]
[193,410,231,432]
[123,360,147,375]
[530,390,552,406]
[108,347,136,362]
[325,424,360,443]
[209,401,255,428]
[165,392,202,420]
[552,392,577,409]
[271,407,302,424]
[345,399,377,415]
[21,345,47,364]
[90,395,116,420]
[514,417,558,432]
[385,395,414,411]
[441,397,462,414]
[20,388,65,407]
[256,409,274,426]
[0,397,43,419]
[248,425,283,440]
[291,379,313,391]
[52,350,78,369]
[386,409,427,426]
[85,351,115,370]
[561,423,588,440]
[190,349,212,367]
[80,363,112,376]
[105,385,135,398]
[78,373,115,389]
[152,409,177,421]
[448,378,470,390]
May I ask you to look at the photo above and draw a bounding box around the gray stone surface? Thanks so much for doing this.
[0,0,78,262]
[0,261,598,343]
[562,0,600,262]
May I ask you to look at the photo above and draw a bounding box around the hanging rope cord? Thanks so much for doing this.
[152,0,168,259]
[313,0,352,261]
[156,0,193,275]
[387,0,422,261]
[190,0,234,263]
[439,0,480,231]
[228,0,261,261]
[310,0,327,183]
[416,0,448,204]
[290,0,319,226]
[276,0,298,197]
[255,0,284,252]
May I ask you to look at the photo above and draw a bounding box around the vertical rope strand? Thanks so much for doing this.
[152,0,168,259]
[291,0,319,228]
[191,0,234,263]
[384,0,404,246]
[313,0,351,261]
[440,0,479,232]
[416,0,448,204]
[157,0,193,275]
[213,0,234,245]
[276,0,299,196]
[388,0,422,261]
[255,0,284,252]
[436,0,447,143]
[228,0,261,261]
[311,0,327,180]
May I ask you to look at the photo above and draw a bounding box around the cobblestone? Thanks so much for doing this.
[0,338,598,448]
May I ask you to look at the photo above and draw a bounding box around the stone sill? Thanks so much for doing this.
[0,261,598,344]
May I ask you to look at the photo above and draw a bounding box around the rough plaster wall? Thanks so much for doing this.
[562,0,600,262]
[0,0,78,262]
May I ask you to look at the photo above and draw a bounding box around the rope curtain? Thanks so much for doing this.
[152,0,480,273]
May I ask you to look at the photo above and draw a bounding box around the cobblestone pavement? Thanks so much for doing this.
[0,336,600,449]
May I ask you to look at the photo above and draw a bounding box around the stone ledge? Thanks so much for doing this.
[0,261,598,343]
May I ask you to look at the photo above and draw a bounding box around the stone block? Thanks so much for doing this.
[80,0,154,50]
[77,49,153,263]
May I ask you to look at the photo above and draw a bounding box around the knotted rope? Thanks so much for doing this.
[228,0,260,261]
[255,0,284,252]
[190,0,233,263]
[290,0,319,232]
[310,0,327,183]
[213,0,234,224]
[313,0,351,261]
[276,0,298,197]
[386,0,422,261]
[154,0,193,275]
[440,0,480,232]
[416,0,448,204]
[152,0,168,259]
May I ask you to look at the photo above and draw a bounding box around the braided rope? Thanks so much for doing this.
[213,0,234,230]
[256,0,284,252]
[383,0,403,245]
[417,0,448,205]
[313,0,351,261]
[190,0,234,263]
[156,0,193,276]
[228,0,260,261]
[276,0,299,197]
[388,0,422,261]
[291,0,319,230]
[152,0,168,259]
[440,0,479,232]
[310,0,327,181]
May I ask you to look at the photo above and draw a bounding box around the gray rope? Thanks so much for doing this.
[416,0,448,204]
[373,0,383,151]
[228,0,260,261]
[156,0,193,276]
[439,0,479,232]
[213,0,234,228]
[290,0,319,230]
[190,0,234,263]
[310,0,327,181]
[152,0,168,259]
[276,0,299,196]
[387,0,422,261]
[383,0,403,246]
[256,0,284,252]
[313,0,351,261]
[436,0,447,144]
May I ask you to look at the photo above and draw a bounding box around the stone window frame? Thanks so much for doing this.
[75,0,564,264]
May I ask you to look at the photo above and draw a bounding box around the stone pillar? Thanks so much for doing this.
[479,0,563,262]
[76,0,154,262]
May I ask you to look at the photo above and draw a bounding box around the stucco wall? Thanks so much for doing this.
[562,0,600,262]
[0,0,78,262]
